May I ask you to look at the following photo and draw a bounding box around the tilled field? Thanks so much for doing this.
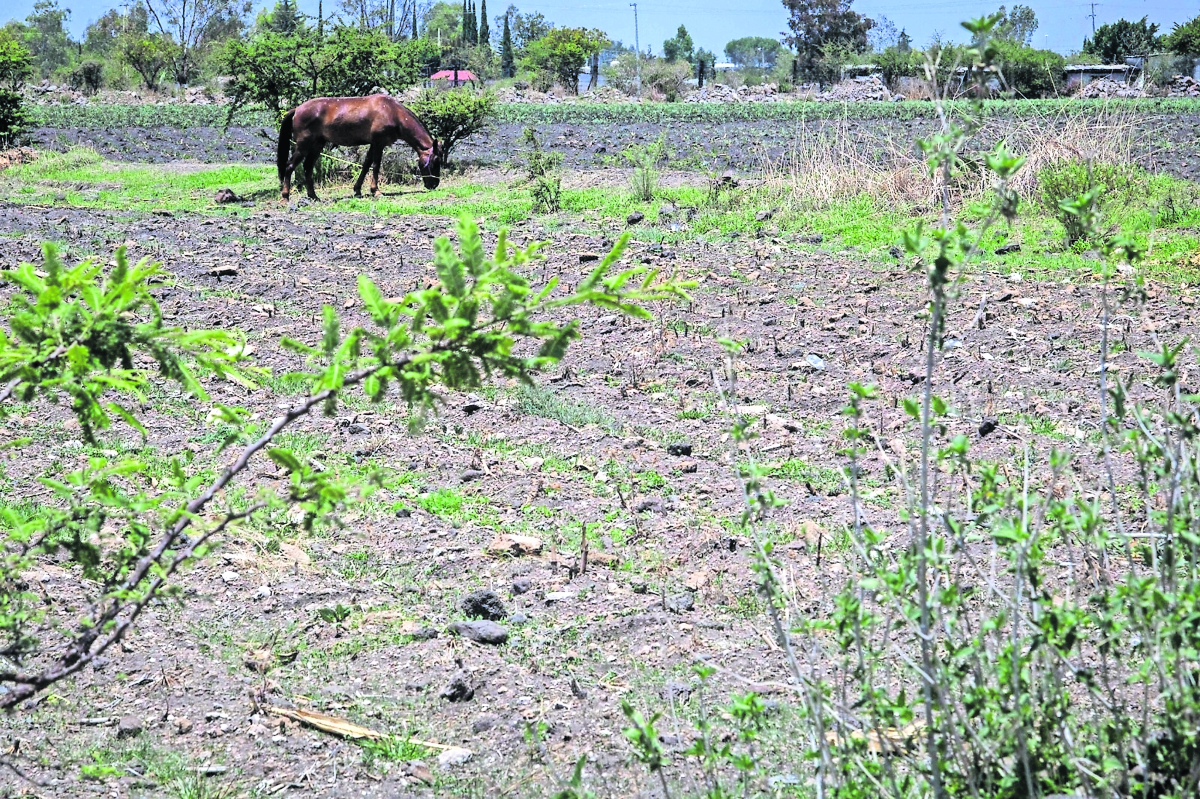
[29,109,1200,179]
[0,199,1194,797]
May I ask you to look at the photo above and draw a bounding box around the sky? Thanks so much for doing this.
[5,0,1199,59]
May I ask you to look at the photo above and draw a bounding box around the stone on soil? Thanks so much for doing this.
[449,620,508,645]
[460,589,508,620]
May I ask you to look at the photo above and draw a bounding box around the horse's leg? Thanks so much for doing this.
[283,145,306,200]
[302,146,321,201]
[370,144,383,197]
[354,143,383,198]
[353,145,377,198]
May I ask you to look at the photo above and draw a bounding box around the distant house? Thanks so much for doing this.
[1063,64,1131,89]
[713,62,738,72]
[428,69,479,87]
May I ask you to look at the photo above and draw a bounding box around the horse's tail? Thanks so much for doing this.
[277,109,296,181]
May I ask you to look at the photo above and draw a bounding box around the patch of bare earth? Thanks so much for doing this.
[0,201,1194,796]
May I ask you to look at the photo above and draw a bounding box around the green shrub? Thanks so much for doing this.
[520,127,562,213]
[993,40,1065,97]
[405,87,496,165]
[67,60,105,95]
[0,30,32,141]
[1038,160,1134,244]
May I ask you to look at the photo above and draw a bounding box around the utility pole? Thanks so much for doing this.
[1087,2,1098,35]
[630,2,641,96]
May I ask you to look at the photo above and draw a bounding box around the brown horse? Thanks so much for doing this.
[277,94,442,201]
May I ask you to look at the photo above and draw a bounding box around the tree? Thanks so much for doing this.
[0,30,32,140]
[499,13,514,76]
[724,36,783,68]
[781,0,874,72]
[1164,15,1200,55]
[143,0,252,85]
[258,0,304,34]
[23,0,73,78]
[336,0,418,38]
[897,28,911,53]
[118,31,175,89]
[662,24,694,63]
[498,5,551,56]
[867,13,898,51]
[424,1,462,45]
[1082,17,1160,63]
[84,6,150,56]
[478,0,489,47]
[0,224,689,711]
[993,38,1063,96]
[521,26,606,94]
[407,87,495,162]
[994,4,1037,45]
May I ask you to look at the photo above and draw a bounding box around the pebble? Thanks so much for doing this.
[220,571,239,584]
[512,576,532,595]
[449,620,508,645]
[665,593,695,614]
[626,211,645,225]
[544,591,575,604]
[117,715,143,739]
[666,442,693,457]
[461,589,508,621]
[439,673,474,703]
[437,747,474,768]
[471,714,499,733]
[509,611,529,625]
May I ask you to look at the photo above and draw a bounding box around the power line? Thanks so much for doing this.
[1086,2,1099,34]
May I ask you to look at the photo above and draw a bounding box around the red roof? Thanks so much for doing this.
[429,70,478,81]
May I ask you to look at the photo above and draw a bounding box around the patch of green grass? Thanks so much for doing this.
[360,735,437,765]
[760,459,843,494]
[515,384,623,434]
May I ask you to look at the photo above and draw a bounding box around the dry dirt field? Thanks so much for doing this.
[3,103,1200,798]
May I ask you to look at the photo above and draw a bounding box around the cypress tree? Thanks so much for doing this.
[500,14,514,77]
[469,1,478,44]
[461,0,468,43]
[479,0,489,47]
[412,5,418,38]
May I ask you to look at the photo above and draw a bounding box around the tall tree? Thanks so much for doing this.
[143,0,252,85]
[478,0,489,46]
[521,26,606,93]
[500,12,514,76]
[662,24,694,63]
[780,0,874,71]
[724,36,782,67]
[497,6,550,56]
[897,28,911,53]
[260,0,303,34]
[1082,17,1160,63]
[1165,14,1200,55]
[22,0,73,78]
[412,5,418,37]
[993,4,1037,45]
[867,13,898,51]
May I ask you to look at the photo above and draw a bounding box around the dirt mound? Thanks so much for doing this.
[0,147,38,170]
[1075,77,1145,99]
[1167,74,1200,97]
[818,76,902,102]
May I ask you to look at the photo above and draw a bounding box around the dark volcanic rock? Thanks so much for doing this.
[449,620,509,645]
[461,589,508,620]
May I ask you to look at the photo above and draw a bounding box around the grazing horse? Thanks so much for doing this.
[277,94,442,201]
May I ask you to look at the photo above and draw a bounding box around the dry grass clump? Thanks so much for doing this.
[756,105,1148,216]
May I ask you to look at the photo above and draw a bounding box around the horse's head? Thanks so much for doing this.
[418,139,442,190]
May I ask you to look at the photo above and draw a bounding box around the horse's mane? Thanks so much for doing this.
[385,95,433,144]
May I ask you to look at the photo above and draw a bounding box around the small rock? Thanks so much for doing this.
[579,252,601,262]
[449,620,508,645]
[509,611,529,625]
[411,627,439,640]
[214,188,239,204]
[395,507,412,518]
[805,354,826,371]
[253,585,273,600]
[679,460,698,473]
[346,422,367,434]
[461,589,508,621]
[665,593,695,614]
[512,576,533,595]
[437,747,474,768]
[174,717,194,735]
[459,468,485,482]
[489,534,543,557]
[570,677,588,699]
[666,442,693,457]
[439,673,475,703]
[471,714,499,733]
[544,591,575,604]
[117,715,143,739]
[635,498,665,514]
[994,243,1021,255]
[661,681,692,703]
[631,578,649,594]
[626,211,645,225]
[978,418,998,438]
[755,209,773,222]
[221,571,239,584]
